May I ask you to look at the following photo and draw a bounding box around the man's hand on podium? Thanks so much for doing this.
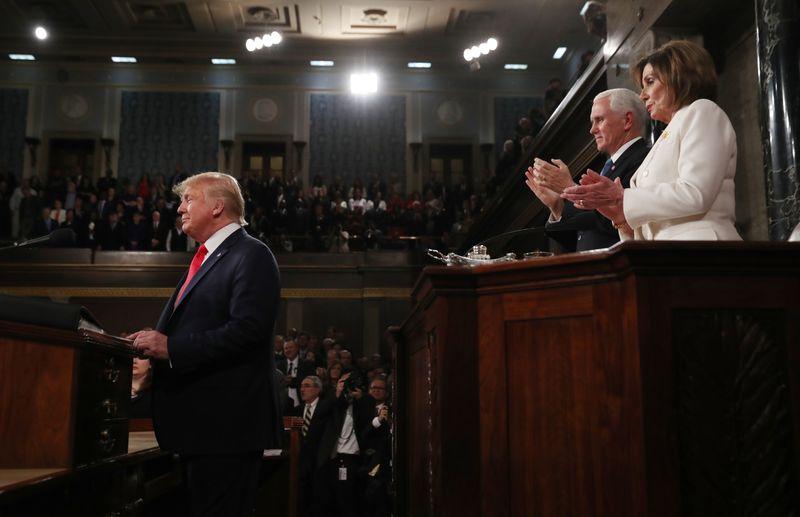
[128,330,169,360]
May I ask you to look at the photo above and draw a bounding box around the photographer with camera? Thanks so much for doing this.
[314,367,370,517]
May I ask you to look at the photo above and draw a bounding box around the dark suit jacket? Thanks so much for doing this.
[277,358,318,389]
[298,396,335,481]
[316,393,371,469]
[546,138,649,252]
[151,228,282,454]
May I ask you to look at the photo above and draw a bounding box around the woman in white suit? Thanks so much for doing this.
[562,40,742,241]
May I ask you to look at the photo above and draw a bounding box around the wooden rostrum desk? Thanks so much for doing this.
[393,241,800,517]
[0,432,181,516]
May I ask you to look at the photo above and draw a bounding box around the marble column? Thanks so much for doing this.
[755,0,800,240]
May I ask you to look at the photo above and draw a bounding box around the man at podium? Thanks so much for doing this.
[130,172,282,517]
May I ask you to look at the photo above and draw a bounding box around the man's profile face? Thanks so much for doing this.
[589,96,628,155]
[300,379,321,403]
[283,340,298,360]
[177,184,215,241]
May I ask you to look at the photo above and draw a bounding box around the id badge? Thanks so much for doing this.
[338,466,348,481]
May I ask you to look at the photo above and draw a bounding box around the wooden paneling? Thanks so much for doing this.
[396,242,800,517]
[0,336,75,467]
[507,316,596,517]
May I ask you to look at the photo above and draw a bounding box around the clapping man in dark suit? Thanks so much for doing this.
[129,172,282,517]
[278,339,317,414]
[525,88,650,251]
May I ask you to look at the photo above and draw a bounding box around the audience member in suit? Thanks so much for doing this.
[97,212,126,250]
[129,172,282,517]
[148,209,169,250]
[278,339,317,414]
[563,40,742,241]
[98,187,118,220]
[125,211,148,250]
[297,375,334,517]
[165,216,189,251]
[32,207,57,237]
[315,369,370,517]
[358,376,392,517]
[525,88,650,251]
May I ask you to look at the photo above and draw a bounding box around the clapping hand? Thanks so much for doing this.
[530,158,576,193]
[561,170,624,210]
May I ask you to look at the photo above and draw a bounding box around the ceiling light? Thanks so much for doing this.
[245,39,256,52]
[310,60,334,67]
[504,64,528,70]
[111,56,137,63]
[479,43,489,55]
[408,62,431,68]
[211,58,236,65]
[487,38,498,51]
[463,49,473,61]
[34,26,48,40]
[9,54,35,61]
[270,31,282,45]
[263,34,273,48]
[553,47,567,59]
[254,37,264,50]
[350,73,378,95]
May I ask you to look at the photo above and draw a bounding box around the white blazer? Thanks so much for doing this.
[623,99,742,241]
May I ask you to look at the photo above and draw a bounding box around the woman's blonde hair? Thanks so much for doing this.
[173,172,247,225]
[633,39,718,110]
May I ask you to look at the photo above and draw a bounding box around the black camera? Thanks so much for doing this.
[342,368,363,394]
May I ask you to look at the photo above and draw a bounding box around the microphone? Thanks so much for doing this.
[0,228,76,251]
[474,226,547,250]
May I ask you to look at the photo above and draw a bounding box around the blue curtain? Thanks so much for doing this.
[0,89,28,179]
[494,97,543,158]
[310,94,406,189]
[118,91,220,180]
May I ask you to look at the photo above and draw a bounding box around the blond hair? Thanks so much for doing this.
[173,172,247,225]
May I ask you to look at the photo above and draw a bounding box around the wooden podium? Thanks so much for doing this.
[393,242,800,517]
[0,321,135,468]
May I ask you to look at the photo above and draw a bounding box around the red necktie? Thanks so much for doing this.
[175,244,208,306]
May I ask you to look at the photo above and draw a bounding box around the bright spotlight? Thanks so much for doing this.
[470,46,479,57]
[34,26,48,40]
[479,43,489,55]
[487,37,498,50]
[463,49,473,61]
[270,31,282,45]
[254,37,264,50]
[245,38,256,52]
[350,72,378,95]
[263,34,273,47]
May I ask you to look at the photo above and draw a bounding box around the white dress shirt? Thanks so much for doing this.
[336,403,360,455]
[200,222,241,264]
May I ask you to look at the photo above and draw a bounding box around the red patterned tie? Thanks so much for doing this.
[175,244,208,306]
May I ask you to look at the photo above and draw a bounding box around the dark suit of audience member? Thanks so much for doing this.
[165,221,189,252]
[358,380,392,517]
[546,138,648,251]
[31,209,57,238]
[97,214,126,250]
[278,345,317,415]
[297,377,335,517]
